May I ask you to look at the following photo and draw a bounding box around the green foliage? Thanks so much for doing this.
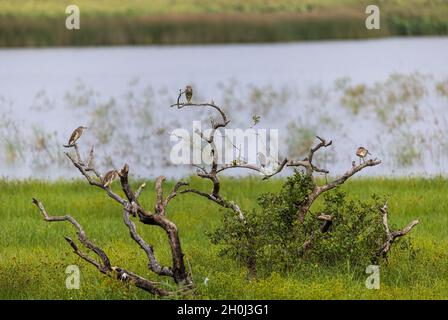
[1,177,447,299]
[210,171,408,276]
[209,171,315,273]
[309,192,386,267]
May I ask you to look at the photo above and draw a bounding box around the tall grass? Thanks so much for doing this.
[0,177,447,299]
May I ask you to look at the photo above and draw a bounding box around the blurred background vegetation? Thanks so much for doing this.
[1,0,448,47]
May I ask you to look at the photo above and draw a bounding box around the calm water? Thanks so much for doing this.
[1,37,448,179]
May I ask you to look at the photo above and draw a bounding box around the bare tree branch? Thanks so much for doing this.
[32,197,111,271]
[65,151,127,206]
[164,181,189,206]
[63,236,103,270]
[378,202,419,258]
[287,136,332,177]
[122,209,173,277]
[291,137,382,222]
[171,101,230,129]
[155,176,166,214]
[35,134,194,296]
[216,158,288,180]
[32,198,171,296]
[172,91,286,222]
[135,182,146,199]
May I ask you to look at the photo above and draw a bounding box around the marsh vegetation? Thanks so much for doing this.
[1,0,447,46]
[1,72,447,178]
[1,177,446,299]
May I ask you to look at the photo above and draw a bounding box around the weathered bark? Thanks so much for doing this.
[33,141,193,297]
[287,136,420,259]
[32,198,171,297]
[288,136,382,222]
[32,87,421,295]
[317,214,333,233]
[377,202,419,259]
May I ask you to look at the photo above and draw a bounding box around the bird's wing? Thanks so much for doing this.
[68,129,79,145]
[258,153,267,166]
[103,171,112,183]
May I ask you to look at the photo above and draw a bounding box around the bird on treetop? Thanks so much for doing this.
[102,170,119,187]
[356,146,371,164]
[64,126,87,147]
[185,85,193,103]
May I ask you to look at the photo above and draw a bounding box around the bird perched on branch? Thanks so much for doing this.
[64,126,87,147]
[185,85,193,103]
[356,146,371,164]
[102,170,119,187]
[258,152,267,168]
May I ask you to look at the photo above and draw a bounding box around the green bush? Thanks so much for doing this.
[209,170,407,277]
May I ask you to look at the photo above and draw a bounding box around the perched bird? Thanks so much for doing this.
[258,152,267,168]
[185,85,193,103]
[356,146,371,163]
[64,126,87,147]
[102,170,119,187]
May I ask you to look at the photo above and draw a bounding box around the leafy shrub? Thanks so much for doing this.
[209,170,402,277]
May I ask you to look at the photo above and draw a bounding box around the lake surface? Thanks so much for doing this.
[1,37,448,179]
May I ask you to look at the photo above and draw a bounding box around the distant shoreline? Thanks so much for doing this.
[1,10,447,47]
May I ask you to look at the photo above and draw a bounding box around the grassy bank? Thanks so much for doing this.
[0,177,447,299]
[0,0,447,46]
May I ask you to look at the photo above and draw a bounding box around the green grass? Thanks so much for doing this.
[0,176,447,299]
[0,0,447,46]
[0,0,444,17]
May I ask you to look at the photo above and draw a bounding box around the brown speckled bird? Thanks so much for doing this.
[102,170,119,187]
[258,152,267,168]
[185,85,193,103]
[356,146,371,164]
[64,126,87,147]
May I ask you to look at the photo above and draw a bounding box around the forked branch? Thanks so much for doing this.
[34,137,193,296]
[378,202,419,258]
[288,135,332,176]
[32,198,171,296]
[171,88,287,221]
[290,136,382,222]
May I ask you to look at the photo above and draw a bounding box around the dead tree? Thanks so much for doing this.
[170,89,419,269]
[33,87,420,293]
[170,90,288,277]
[287,136,382,222]
[377,202,419,258]
[283,136,419,256]
[33,143,193,297]
[170,93,287,221]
